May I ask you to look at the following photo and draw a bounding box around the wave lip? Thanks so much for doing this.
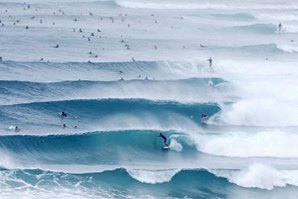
[1,166,298,192]
[115,0,298,10]
[211,13,256,21]
[0,98,220,136]
[212,163,298,190]
[127,169,180,184]
[233,23,277,34]
[0,77,229,105]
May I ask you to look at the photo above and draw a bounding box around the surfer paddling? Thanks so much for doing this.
[60,111,67,117]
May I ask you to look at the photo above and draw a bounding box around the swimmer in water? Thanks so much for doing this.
[61,111,67,117]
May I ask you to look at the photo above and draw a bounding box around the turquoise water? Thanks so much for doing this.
[1,0,298,198]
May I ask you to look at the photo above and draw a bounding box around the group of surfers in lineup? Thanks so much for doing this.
[10,110,209,148]
[60,111,209,148]
[7,55,213,141]
[5,54,216,146]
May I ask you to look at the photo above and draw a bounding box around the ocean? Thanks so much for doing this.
[1,0,298,198]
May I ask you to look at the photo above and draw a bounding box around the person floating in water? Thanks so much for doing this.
[278,23,282,34]
[158,133,168,147]
[61,111,67,117]
[63,124,67,129]
[201,114,209,123]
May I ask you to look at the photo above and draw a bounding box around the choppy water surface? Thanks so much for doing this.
[1,0,298,198]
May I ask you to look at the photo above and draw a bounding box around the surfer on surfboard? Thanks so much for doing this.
[158,133,169,147]
[9,125,21,132]
[201,114,209,123]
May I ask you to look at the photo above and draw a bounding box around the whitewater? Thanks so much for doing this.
[1,0,298,198]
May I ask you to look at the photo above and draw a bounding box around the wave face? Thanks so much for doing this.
[0,130,197,165]
[0,99,220,135]
[1,0,298,198]
[233,23,277,34]
[1,167,298,199]
[0,77,229,105]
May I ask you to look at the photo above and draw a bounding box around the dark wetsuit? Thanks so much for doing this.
[159,133,168,146]
[61,112,67,117]
[208,58,212,67]
[201,114,208,122]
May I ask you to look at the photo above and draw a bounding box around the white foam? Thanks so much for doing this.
[212,163,298,190]
[284,25,298,34]
[218,99,298,126]
[277,44,298,53]
[127,169,179,184]
[115,0,298,10]
[195,130,298,158]
[215,60,298,77]
[0,149,19,169]
[233,77,298,102]
[168,138,183,152]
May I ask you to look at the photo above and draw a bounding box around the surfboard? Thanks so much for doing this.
[163,146,169,150]
[8,125,20,132]
[58,113,65,118]
[8,126,15,131]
